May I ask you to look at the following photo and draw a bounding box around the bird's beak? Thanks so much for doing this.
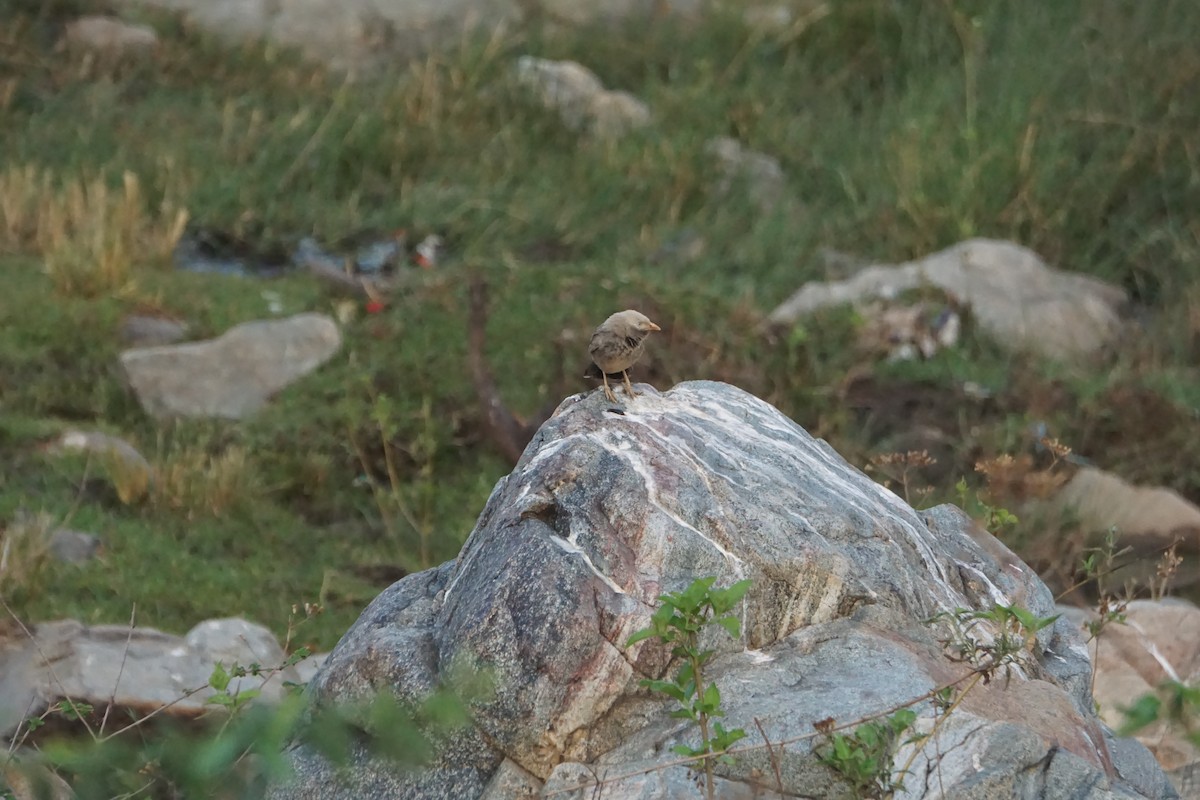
[646,322,662,332]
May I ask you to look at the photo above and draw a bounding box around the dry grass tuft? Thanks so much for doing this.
[0,165,189,297]
[151,444,257,519]
[0,511,55,599]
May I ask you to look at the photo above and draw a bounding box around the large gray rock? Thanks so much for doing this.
[768,239,1129,360]
[268,381,1172,799]
[119,313,341,419]
[0,618,300,739]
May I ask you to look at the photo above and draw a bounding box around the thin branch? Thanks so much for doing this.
[895,672,984,782]
[99,604,137,736]
[97,685,210,743]
[754,717,784,797]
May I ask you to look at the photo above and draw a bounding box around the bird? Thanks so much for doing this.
[588,310,661,403]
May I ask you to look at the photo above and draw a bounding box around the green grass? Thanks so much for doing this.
[2,0,1198,647]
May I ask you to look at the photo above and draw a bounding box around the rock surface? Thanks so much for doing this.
[119,313,341,419]
[268,381,1170,799]
[1063,600,1200,797]
[48,528,103,564]
[48,429,153,504]
[119,314,190,347]
[118,0,701,71]
[768,239,1128,360]
[515,57,651,140]
[1051,468,1200,587]
[62,15,159,54]
[0,617,300,739]
[705,136,786,212]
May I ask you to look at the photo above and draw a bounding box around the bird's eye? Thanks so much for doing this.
[625,336,638,348]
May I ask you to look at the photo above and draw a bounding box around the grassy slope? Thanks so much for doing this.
[1,1,1198,648]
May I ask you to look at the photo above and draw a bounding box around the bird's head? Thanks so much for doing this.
[613,309,661,337]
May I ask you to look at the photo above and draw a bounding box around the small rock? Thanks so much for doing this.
[50,430,153,504]
[119,314,189,347]
[705,136,786,211]
[62,16,159,54]
[515,56,650,140]
[119,313,342,419]
[515,56,604,131]
[49,529,102,564]
[586,90,652,139]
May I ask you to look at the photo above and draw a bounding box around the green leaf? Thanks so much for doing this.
[236,688,262,705]
[672,744,703,758]
[710,579,752,614]
[282,647,312,668]
[626,628,658,647]
[209,662,231,692]
[676,662,695,688]
[1119,693,1163,736]
[715,615,741,639]
[680,577,716,610]
[642,680,688,703]
[56,700,94,720]
[712,722,747,751]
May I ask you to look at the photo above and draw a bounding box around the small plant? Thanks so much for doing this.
[1072,527,1131,600]
[954,477,1019,536]
[868,449,935,506]
[1148,543,1182,602]
[814,708,917,799]
[626,577,751,800]
[151,439,258,518]
[932,604,1059,686]
[0,511,55,601]
[345,379,441,571]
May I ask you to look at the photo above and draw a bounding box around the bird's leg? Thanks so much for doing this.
[622,370,637,398]
[602,373,618,403]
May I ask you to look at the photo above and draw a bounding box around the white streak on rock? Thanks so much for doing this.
[592,429,746,575]
[550,536,626,595]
